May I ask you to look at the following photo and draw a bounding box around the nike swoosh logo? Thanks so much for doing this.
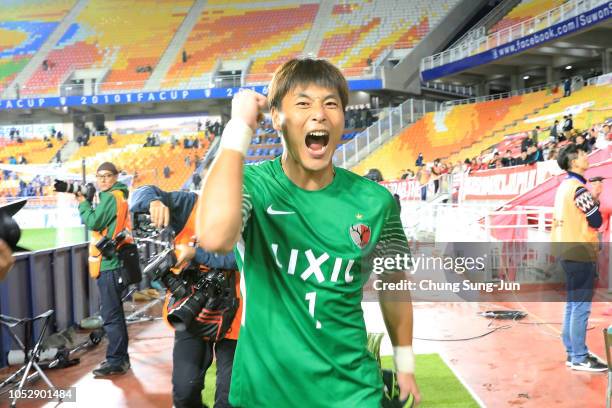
[267,205,295,215]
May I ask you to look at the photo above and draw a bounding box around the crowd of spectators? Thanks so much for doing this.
[390,118,611,190]
[345,104,376,129]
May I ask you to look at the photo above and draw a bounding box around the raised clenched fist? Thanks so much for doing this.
[231,89,267,131]
[149,200,170,228]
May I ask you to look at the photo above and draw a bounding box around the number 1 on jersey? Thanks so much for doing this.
[305,292,322,329]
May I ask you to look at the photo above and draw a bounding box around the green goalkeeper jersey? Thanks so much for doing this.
[230,157,408,408]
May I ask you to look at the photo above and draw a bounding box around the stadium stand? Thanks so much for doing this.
[318,0,460,75]
[63,132,209,191]
[351,89,560,179]
[0,139,65,165]
[22,0,193,96]
[497,81,612,137]
[0,0,76,94]
[488,0,567,33]
[163,1,320,89]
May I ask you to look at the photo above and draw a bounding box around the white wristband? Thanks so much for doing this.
[219,118,254,156]
[393,346,415,374]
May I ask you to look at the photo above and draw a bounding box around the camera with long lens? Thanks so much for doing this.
[167,270,229,332]
[133,219,190,300]
[0,199,29,252]
[142,245,189,299]
[53,179,96,202]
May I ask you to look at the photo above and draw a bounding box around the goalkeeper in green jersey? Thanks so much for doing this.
[197,58,420,407]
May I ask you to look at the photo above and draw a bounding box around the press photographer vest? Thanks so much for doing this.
[551,177,599,262]
[162,203,242,341]
[88,190,133,279]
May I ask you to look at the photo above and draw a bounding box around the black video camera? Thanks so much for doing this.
[142,245,189,299]
[135,225,190,300]
[53,179,96,202]
[166,270,227,331]
[95,230,128,258]
[0,199,29,252]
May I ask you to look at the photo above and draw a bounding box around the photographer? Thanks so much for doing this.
[130,185,241,408]
[55,162,131,377]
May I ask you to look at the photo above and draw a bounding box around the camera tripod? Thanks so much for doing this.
[0,310,62,407]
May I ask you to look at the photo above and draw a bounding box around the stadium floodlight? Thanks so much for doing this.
[565,65,572,70]
[522,75,530,80]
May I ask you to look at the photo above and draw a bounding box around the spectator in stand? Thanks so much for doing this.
[516,149,528,165]
[521,133,536,152]
[365,105,374,127]
[532,126,541,145]
[525,145,544,164]
[415,153,424,167]
[543,141,557,160]
[192,172,202,190]
[417,167,429,201]
[18,156,27,165]
[469,157,483,172]
[563,114,574,133]
[106,132,114,145]
[563,78,572,97]
[550,120,559,142]
[501,150,514,167]
[595,124,610,150]
[488,152,500,169]
[574,133,591,153]
[431,159,441,193]
[163,166,171,179]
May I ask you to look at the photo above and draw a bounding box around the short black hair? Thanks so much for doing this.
[557,143,580,170]
[268,58,348,110]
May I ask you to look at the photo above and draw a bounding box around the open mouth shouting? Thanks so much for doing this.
[305,130,330,159]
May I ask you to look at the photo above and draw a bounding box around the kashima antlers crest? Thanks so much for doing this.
[349,223,371,249]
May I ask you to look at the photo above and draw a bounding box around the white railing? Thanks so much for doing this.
[423,81,475,96]
[438,75,584,110]
[333,99,440,168]
[421,0,608,72]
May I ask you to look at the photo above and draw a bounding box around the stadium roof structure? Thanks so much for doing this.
[421,1,612,94]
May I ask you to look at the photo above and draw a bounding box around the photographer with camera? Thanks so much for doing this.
[54,162,132,377]
[130,185,241,408]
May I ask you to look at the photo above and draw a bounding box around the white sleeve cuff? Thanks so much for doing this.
[219,118,254,156]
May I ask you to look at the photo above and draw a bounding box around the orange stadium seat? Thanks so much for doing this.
[499,83,612,137]
[318,0,460,75]
[163,2,319,89]
[0,0,76,94]
[22,0,192,96]
[489,0,566,34]
[351,89,559,179]
[64,133,209,191]
[0,139,65,164]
